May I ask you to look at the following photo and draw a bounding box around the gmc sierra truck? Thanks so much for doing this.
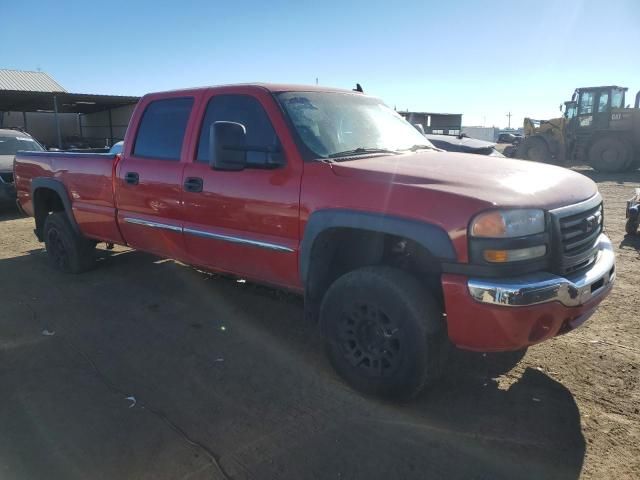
[14,84,615,398]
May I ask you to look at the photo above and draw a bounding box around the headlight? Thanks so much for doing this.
[470,209,545,238]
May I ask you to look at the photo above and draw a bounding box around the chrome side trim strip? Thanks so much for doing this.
[123,217,182,232]
[183,227,294,252]
[467,234,615,307]
[123,217,293,253]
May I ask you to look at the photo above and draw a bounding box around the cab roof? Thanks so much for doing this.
[0,128,34,138]
[151,82,364,96]
[576,85,628,92]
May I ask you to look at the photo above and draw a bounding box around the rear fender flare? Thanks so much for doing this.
[31,177,80,236]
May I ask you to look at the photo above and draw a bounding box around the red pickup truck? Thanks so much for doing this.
[14,84,615,398]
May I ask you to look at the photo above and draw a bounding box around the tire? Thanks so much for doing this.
[588,137,633,173]
[320,266,448,399]
[517,136,554,163]
[43,212,95,273]
[626,218,639,236]
[626,154,640,172]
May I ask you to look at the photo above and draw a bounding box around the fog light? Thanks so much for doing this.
[484,245,546,263]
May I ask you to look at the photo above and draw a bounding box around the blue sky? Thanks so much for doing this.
[2,0,639,128]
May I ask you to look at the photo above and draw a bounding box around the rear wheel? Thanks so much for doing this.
[588,137,632,173]
[517,137,554,163]
[43,212,96,273]
[320,266,448,399]
[626,218,639,235]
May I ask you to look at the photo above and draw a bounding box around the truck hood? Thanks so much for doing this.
[0,154,13,173]
[329,151,597,209]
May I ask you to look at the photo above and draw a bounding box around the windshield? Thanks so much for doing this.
[0,135,44,155]
[276,91,433,158]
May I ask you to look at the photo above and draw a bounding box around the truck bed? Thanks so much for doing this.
[14,151,124,244]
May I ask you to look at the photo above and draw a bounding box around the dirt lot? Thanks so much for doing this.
[1,168,639,480]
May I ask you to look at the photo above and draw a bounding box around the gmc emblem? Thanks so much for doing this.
[581,215,599,233]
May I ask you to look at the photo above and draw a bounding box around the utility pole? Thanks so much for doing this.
[506,111,512,129]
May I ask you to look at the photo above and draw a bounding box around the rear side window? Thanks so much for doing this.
[196,95,280,166]
[134,97,194,160]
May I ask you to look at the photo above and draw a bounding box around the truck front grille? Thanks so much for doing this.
[554,201,603,274]
[0,172,13,184]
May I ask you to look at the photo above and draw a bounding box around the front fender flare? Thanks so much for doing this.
[299,209,457,284]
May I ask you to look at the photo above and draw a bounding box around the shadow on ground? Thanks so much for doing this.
[620,233,640,253]
[0,249,585,479]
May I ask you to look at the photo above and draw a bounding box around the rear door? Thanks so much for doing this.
[115,94,197,260]
[180,89,303,289]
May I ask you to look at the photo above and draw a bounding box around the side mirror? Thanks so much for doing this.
[209,121,247,171]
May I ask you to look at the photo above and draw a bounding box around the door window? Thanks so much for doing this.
[578,91,594,114]
[196,95,280,166]
[133,97,194,160]
[597,92,609,112]
[611,89,625,108]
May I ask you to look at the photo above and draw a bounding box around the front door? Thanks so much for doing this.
[577,90,596,131]
[593,89,611,130]
[115,95,195,260]
[180,91,302,289]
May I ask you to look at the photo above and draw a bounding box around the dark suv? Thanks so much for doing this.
[497,132,522,144]
[0,129,44,204]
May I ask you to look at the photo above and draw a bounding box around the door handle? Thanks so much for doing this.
[184,177,203,193]
[124,172,139,185]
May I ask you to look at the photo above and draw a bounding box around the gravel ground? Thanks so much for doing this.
[0,167,638,479]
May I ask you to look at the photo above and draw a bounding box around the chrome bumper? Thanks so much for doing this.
[468,234,615,307]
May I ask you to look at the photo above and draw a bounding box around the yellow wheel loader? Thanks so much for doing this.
[516,86,640,172]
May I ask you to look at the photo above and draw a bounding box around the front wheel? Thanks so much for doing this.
[517,137,554,163]
[320,266,448,399]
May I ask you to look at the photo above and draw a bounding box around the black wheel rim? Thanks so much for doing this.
[47,228,69,270]
[337,303,401,377]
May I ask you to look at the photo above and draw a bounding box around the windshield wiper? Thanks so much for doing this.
[328,147,399,159]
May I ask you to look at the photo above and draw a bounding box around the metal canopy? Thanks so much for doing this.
[0,69,66,93]
[0,90,139,114]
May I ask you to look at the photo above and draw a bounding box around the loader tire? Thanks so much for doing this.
[588,137,632,173]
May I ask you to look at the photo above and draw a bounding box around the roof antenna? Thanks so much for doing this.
[353,83,363,93]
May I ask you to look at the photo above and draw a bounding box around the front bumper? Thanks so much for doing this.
[442,234,615,352]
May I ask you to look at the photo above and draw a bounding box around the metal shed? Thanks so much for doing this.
[400,111,463,136]
[0,69,139,148]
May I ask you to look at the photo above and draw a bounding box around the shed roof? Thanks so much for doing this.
[0,91,139,114]
[0,69,67,93]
